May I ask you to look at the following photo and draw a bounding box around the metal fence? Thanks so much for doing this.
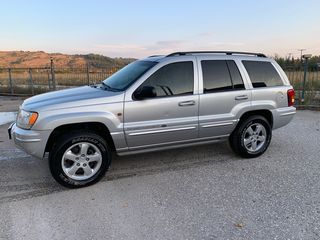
[284,66,320,106]
[0,65,319,106]
[0,66,121,95]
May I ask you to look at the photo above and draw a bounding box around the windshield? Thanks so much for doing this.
[102,60,157,91]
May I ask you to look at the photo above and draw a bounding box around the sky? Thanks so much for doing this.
[0,0,319,58]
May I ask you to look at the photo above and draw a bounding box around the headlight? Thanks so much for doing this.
[16,109,38,129]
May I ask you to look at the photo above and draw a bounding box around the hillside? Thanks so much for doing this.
[0,51,135,68]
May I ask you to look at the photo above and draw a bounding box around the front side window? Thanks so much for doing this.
[139,61,194,98]
[201,60,245,93]
[242,61,283,88]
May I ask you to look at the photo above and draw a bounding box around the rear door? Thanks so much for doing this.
[198,57,251,138]
[242,60,290,109]
[124,58,199,149]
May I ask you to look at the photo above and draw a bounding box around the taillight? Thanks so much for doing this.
[287,89,295,107]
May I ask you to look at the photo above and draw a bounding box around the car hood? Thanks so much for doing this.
[22,86,124,111]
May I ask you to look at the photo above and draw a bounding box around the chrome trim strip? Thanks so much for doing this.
[116,147,129,152]
[15,137,41,143]
[202,122,233,128]
[110,132,124,135]
[128,126,196,136]
[280,111,296,116]
[201,120,238,128]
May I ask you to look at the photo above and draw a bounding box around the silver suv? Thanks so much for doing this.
[8,51,296,188]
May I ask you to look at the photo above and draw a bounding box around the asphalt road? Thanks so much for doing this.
[0,109,320,240]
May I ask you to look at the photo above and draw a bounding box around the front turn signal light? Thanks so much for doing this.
[28,112,38,126]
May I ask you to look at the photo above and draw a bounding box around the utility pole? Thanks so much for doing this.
[297,49,306,61]
[301,54,312,104]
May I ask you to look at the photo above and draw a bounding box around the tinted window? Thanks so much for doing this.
[202,60,245,93]
[139,61,194,97]
[103,60,157,91]
[202,60,232,93]
[227,60,245,89]
[242,61,283,88]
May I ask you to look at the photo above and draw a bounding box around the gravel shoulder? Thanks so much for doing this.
[0,98,319,239]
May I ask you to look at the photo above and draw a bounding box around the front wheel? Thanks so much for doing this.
[229,115,272,158]
[49,131,111,188]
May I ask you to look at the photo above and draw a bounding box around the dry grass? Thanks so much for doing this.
[286,71,320,90]
[0,67,119,94]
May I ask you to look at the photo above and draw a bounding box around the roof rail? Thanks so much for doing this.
[166,51,267,58]
[148,55,163,58]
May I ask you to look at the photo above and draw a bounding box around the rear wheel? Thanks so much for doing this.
[229,115,272,158]
[49,131,111,188]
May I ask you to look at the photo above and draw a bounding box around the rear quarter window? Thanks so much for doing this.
[242,61,284,88]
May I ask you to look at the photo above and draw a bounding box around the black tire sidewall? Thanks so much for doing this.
[49,132,111,188]
[237,116,272,158]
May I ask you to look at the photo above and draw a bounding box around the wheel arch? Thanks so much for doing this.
[45,122,116,153]
[237,109,273,128]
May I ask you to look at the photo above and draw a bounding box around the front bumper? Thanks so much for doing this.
[8,123,51,159]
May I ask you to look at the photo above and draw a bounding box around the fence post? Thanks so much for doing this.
[50,57,56,90]
[86,64,90,85]
[29,68,35,95]
[301,58,309,104]
[8,68,13,94]
[47,69,51,90]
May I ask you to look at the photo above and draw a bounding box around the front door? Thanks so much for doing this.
[124,60,199,149]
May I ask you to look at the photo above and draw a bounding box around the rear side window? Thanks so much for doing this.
[140,61,194,97]
[201,60,245,93]
[242,61,283,88]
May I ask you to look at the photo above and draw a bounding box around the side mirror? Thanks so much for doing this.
[133,86,157,100]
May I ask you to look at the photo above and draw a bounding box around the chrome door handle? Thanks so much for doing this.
[235,95,248,100]
[178,100,195,106]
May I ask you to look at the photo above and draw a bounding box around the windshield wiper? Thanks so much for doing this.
[101,82,121,92]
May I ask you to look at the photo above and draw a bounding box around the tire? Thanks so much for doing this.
[229,115,272,158]
[49,131,111,188]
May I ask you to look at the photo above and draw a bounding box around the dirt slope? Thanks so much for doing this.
[0,51,134,68]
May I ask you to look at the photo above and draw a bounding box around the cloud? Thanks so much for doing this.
[207,41,244,46]
[198,31,215,37]
[144,40,186,55]
[91,41,186,57]
[155,41,184,48]
[91,39,245,58]
[93,44,147,52]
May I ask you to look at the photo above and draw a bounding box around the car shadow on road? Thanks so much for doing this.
[0,141,239,204]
